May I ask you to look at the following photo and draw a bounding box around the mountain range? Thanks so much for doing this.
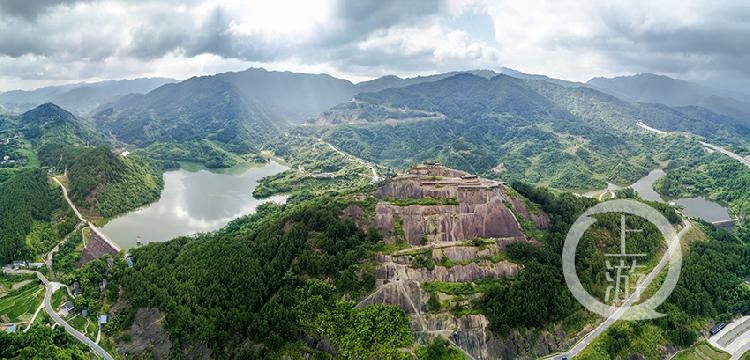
[588,73,750,121]
[5,64,750,360]
[7,67,750,181]
[0,77,175,115]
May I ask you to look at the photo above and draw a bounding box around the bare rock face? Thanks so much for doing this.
[406,262,518,282]
[77,230,118,268]
[375,193,524,245]
[510,197,551,230]
[117,308,173,360]
[373,166,532,245]
[359,166,567,359]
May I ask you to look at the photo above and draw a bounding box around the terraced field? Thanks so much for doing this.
[674,341,730,360]
[0,280,44,323]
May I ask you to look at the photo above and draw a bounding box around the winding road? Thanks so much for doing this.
[3,269,114,359]
[8,176,120,359]
[699,141,750,168]
[35,271,114,360]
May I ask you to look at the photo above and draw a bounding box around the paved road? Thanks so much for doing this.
[51,176,121,252]
[322,139,382,182]
[551,220,691,359]
[637,121,750,170]
[699,141,750,169]
[52,177,85,222]
[34,271,114,360]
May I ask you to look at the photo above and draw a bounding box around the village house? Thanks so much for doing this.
[60,301,75,317]
[0,323,16,333]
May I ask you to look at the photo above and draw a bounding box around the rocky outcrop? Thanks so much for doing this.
[510,197,551,230]
[360,165,565,359]
[117,308,172,360]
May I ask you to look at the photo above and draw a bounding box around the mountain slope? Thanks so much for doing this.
[93,68,363,161]
[20,103,106,150]
[94,75,278,154]
[214,67,357,121]
[587,73,750,121]
[318,74,720,189]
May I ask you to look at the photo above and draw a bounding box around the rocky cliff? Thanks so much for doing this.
[354,165,564,359]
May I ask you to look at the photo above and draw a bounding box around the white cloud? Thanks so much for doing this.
[0,0,748,92]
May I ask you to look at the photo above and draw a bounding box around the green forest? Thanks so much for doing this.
[320,75,717,191]
[0,169,76,264]
[117,196,410,358]
[579,221,750,358]
[40,146,164,218]
[0,326,91,359]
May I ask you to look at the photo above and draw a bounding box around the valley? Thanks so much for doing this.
[1,67,750,360]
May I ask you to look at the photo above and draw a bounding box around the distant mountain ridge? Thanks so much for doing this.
[318,72,750,189]
[0,77,175,115]
[91,68,365,156]
[587,73,750,121]
[353,67,582,94]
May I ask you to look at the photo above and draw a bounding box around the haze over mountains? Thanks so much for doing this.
[5,66,750,180]
[3,66,749,182]
[0,77,175,115]
[588,73,750,120]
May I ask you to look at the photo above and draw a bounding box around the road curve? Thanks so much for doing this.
[34,271,115,360]
[552,220,691,359]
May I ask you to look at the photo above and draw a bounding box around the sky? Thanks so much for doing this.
[0,0,749,92]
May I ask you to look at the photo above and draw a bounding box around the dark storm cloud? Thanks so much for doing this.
[542,2,750,87]
[324,0,445,45]
[0,0,93,20]
[2,0,750,93]
[127,6,281,61]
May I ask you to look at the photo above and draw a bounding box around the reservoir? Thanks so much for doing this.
[629,169,666,202]
[103,160,288,249]
[629,169,732,223]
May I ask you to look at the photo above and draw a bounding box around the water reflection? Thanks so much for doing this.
[102,160,288,249]
[628,169,731,223]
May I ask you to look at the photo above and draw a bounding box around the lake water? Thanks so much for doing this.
[629,169,731,223]
[102,160,288,249]
[629,169,666,202]
[673,197,731,223]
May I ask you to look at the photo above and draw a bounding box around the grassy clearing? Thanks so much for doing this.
[421,279,499,295]
[0,281,44,323]
[672,341,729,360]
[50,286,68,310]
[577,322,667,360]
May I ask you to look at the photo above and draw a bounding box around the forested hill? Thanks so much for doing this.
[20,103,105,149]
[99,169,750,359]
[42,146,163,219]
[92,68,359,159]
[318,73,748,189]
[587,73,750,120]
[0,168,77,264]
